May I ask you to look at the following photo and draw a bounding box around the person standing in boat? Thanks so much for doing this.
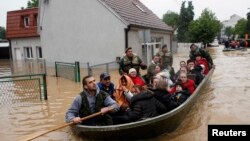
[156,44,175,77]
[119,47,147,76]
[65,75,119,126]
[144,55,161,84]
[189,43,213,68]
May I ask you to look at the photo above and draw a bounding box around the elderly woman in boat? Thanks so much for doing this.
[114,75,135,112]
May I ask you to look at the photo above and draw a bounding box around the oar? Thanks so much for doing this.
[20,108,113,141]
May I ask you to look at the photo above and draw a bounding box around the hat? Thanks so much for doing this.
[125,47,132,53]
[100,72,110,80]
[128,68,136,74]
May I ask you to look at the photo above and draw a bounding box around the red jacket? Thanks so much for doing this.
[195,58,209,75]
[130,76,145,86]
[169,79,196,95]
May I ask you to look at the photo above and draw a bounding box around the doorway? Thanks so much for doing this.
[15,48,22,60]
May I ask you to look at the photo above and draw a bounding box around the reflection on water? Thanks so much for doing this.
[1,46,250,141]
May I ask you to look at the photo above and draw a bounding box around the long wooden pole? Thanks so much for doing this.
[19,111,103,141]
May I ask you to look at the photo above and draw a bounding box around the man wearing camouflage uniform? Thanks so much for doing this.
[119,47,147,76]
[156,44,175,78]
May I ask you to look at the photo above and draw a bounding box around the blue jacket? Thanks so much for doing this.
[97,82,115,98]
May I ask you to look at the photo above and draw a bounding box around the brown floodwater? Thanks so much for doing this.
[1,45,250,141]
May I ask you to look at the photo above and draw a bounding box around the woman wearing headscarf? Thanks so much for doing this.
[114,75,134,111]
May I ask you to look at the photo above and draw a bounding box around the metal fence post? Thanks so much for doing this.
[106,63,109,74]
[44,59,47,75]
[87,62,92,76]
[75,61,80,82]
[43,74,48,100]
[55,62,58,77]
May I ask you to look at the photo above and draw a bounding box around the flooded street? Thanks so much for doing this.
[1,46,250,141]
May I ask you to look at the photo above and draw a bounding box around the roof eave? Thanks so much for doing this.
[129,24,174,34]
[97,0,129,27]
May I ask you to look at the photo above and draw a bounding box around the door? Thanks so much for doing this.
[15,48,22,60]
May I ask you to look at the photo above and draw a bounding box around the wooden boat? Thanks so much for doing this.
[222,47,247,52]
[71,68,215,140]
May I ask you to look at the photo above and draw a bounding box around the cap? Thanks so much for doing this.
[125,47,132,53]
[128,68,136,74]
[100,72,110,80]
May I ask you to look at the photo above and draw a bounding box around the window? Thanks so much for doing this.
[24,47,33,59]
[23,16,29,28]
[33,14,38,26]
[133,2,146,13]
[36,47,43,59]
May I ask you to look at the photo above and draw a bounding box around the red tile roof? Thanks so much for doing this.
[6,8,39,39]
[101,0,173,31]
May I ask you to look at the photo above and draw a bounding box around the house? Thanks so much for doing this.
[220,14,242,39]
[38,0,173,65]
[6,8,42,61]
[6,0,173,66]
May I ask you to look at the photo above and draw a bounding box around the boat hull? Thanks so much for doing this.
[72,68,214,140]
[222,47,247,52]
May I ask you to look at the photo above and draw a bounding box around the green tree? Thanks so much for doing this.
[177,1,194,42]
[27,0,38,8]
[234,18,247,38]
[224,26,233,38]
[246,12,250,35]
[162,11,179,31]
[0,26,6,39]
[188,8,221,46]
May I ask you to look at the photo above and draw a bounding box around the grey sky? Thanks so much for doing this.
[1,0,250,28]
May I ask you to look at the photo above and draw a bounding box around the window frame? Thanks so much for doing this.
[24,47,33,59]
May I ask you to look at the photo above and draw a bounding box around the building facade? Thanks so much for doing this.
[6,0,173,66]
[6,8,42,61]
[38,0,173,66]
[221,14,243,39]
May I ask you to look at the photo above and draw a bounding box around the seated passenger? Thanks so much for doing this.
[97,72,115,99]
[187,59,204,85]
[126,85,167,122]
[65,75,119,126]
[154,64,174,87]
[114,75,134,112]
[169,73,196,94]
[170,81,190,106]
[128,68,145,87]
[173,66,188,82]
[194,53,209,75]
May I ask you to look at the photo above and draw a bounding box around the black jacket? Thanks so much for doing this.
[127,91,167,121]
[188,66,204,85]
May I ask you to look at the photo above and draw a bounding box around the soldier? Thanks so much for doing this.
[156,44,175,78]
[119,47,147,76]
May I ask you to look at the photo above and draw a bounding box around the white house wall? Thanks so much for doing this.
[151,31,171,51]
[127,29,142,57]
[127,29,171,59]
[10,37,41,60]
[39,0,127,66]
